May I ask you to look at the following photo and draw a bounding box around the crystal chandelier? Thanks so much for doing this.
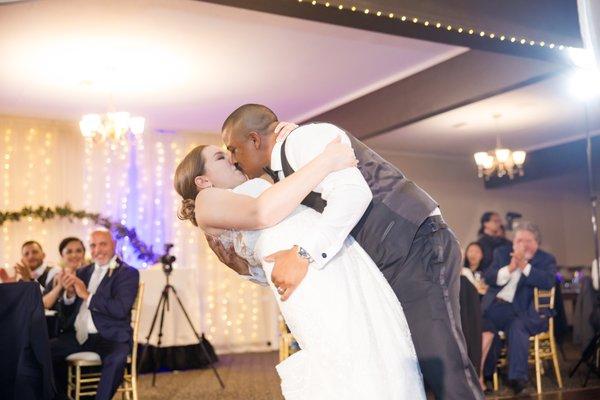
[79,112,145,142]
[473,114,526,180]
[474,148,526,180]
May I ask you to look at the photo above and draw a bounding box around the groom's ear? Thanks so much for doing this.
[194,175,212,190]
[247,131,261,150]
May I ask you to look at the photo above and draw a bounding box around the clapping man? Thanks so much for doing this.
[50,229,139,400]
[480,222,556,394]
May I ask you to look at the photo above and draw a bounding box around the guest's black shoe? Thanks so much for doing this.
[509,379,528,395]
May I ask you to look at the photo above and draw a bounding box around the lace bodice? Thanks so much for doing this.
[218,179,273,284]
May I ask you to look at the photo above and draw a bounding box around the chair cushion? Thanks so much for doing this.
[66,351,101,362]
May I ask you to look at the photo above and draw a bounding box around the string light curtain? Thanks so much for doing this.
[0,115,278,353]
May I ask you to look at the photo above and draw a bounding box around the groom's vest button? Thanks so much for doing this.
[321,253,327,258]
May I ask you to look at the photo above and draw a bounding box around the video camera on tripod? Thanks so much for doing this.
[160,243,176,274]
[140,242,224,388]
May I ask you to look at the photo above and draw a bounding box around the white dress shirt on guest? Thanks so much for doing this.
[32,264,61,289]
[64,255,116,334]
[270,122,441,270]
[461,267,478,288]
[495,263,532,303]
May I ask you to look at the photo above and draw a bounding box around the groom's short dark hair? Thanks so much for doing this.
[222,104,278,137]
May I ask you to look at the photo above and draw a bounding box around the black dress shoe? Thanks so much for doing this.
[509,379,528,395]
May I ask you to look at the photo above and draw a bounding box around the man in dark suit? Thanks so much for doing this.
[480,221,556,394]
[50,228,139,400]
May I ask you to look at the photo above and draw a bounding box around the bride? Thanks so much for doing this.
[174,135,425,399]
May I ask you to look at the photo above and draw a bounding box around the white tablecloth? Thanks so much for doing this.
[138,266,203,347]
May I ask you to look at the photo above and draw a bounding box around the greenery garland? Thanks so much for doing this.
[0,204,160,263]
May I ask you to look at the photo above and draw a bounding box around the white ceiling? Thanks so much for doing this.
[1,0,595,156]
[0,0,464,133]
[365,74,600,157]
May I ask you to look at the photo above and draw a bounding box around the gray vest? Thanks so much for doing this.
[280,130,438,274]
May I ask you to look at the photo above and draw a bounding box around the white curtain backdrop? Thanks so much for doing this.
[0,114,278,353]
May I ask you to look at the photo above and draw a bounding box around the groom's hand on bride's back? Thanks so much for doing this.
[266,246,309,301]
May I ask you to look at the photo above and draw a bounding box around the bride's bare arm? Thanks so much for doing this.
[195,136,356,231]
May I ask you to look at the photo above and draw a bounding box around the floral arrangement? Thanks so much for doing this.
[0,204,160,263]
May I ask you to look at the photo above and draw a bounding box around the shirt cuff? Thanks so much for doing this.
[496,266,511,286]
[63,292,76,305]
[522,263,532,276]
[298,240,336,270]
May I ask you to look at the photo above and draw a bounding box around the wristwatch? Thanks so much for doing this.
[296,246,315,264]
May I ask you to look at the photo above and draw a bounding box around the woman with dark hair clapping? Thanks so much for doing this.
[42,237,86,310]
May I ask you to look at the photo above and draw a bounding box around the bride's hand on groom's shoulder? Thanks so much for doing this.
[265,246,309,301]
[274,121,298,142]
[206,235,250,276]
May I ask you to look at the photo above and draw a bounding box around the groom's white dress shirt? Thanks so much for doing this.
[270,123,372,269]
[270,122,441,270]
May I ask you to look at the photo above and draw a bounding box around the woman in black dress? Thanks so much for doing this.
[460,242,486,389]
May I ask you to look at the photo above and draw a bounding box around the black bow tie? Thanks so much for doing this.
[263,167,280,182]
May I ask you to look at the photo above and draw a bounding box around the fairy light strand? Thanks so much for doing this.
[295,1,569,51]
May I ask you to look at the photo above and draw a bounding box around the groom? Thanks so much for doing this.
[211,104,483,400]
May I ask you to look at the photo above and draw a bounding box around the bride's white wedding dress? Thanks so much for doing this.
[219,179,425,400]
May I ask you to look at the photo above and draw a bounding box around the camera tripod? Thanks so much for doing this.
[569,332,600,386]
[139,244,225,388]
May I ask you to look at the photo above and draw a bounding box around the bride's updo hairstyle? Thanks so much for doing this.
[174,145,209,226]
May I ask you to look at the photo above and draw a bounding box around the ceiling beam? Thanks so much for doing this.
[199,0,579,64]
[306,49,567,140]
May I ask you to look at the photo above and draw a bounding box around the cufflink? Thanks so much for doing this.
[322,253,327,259]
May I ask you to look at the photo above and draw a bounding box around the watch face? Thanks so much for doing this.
[297,247,313,263]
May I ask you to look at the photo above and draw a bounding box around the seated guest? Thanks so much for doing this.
[9,241,61,290]
[479,221,556,395]
[463,242,488,295]
[476,211,512,273]
[50,228,139,400]
[460,242,484,379]
[43,237,87,310]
